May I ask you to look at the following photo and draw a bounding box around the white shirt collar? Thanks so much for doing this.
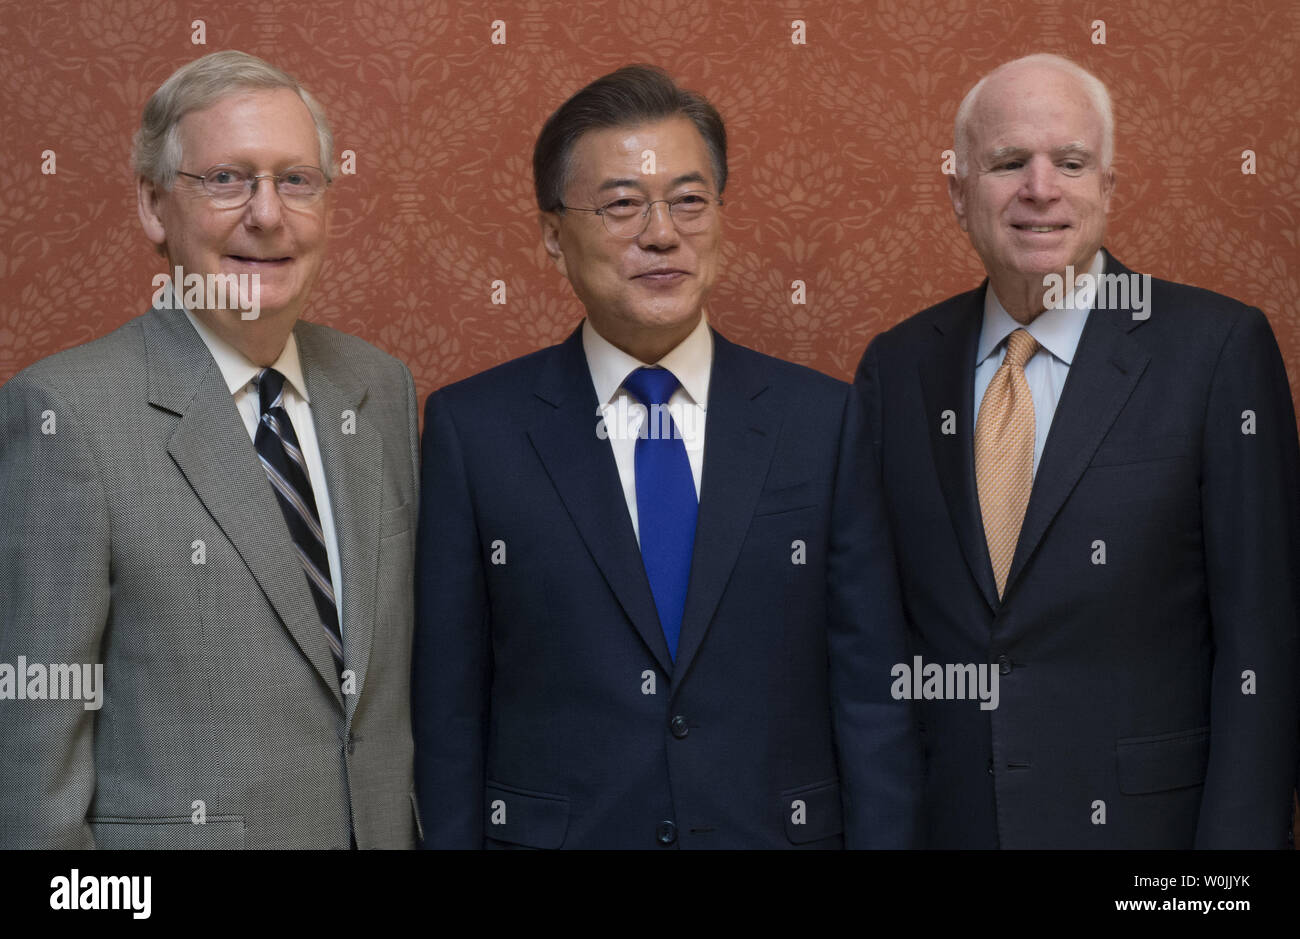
[180,303,310,402]
[582,314,713,409]
[977,250,1103,367]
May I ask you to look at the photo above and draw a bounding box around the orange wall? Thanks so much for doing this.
[2,0,1297,419]
[2,0,1298,843]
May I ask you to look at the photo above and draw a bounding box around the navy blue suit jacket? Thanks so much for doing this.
[856,250,1300,848]
[414,325,920,848]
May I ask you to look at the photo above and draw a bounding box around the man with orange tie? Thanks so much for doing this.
[854,53,1300,847]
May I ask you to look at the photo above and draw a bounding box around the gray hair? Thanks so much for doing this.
[953,53,1113,177]
[133,50,335,188]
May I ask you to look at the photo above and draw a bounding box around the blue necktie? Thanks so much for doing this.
[622,367,698,662]
[253,367,344,676]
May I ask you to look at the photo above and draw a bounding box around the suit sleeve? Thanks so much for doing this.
[1195,306,1300,848]
[0,375,109,849]
[412,389,490,848]
[828,345,924,847]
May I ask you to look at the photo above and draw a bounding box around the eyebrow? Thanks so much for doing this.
[984,142,1095,164]
[595,171,710,193]
[1053,142,1093,158]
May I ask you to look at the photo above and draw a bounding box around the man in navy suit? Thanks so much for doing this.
[855,53,1300,847]
[413,65,920,848]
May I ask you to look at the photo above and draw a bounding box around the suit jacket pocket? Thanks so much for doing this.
[1090,433,1189,467]
[380,503,412,539]
[1115,726,1210,794]
[484,781,569,849]
[89,815,246,849]
[780,778,843,844]
[754,481,817,517]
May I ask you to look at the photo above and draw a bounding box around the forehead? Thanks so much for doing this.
[566,115,713,189]
[177,87,318,163]
[968,66,1104,151]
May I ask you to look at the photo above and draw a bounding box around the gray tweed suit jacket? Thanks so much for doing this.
[0,305,420,849]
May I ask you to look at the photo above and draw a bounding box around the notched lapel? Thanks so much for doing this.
[670,333,780,688]
[147,310,345,709]
[526,332,674,674]
[1004,288,1150,599]
[298,328,380,724]
[918,290,999,613]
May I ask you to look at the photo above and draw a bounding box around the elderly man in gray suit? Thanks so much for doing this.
[0,51,420,849]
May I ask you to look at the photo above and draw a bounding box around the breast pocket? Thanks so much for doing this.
[753,481,817,518]
[380,503,412,539]
[1090,433,1190,468]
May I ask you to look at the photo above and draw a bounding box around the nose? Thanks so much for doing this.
[1019,155,1061,203]
[244,176,284,229]
[637,199,680,249]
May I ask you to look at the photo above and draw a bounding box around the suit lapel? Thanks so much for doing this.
[670,331,780,687]
[145,308,345,709]
[918,287,1000,613]
[526,330,674,673]
[1004,252,1151,597]
[297,325,380,724]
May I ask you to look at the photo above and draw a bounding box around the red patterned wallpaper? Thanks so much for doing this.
[1,0,1297,424]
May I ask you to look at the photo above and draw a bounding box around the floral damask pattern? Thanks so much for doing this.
[1,0,1296,429]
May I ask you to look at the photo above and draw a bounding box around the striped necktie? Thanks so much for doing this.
[253,367,344,673]
[623,366,698,662]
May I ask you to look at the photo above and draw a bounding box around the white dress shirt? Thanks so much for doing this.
[974,250,1102,476]
[583,314,712,544]
[181,306,344,636]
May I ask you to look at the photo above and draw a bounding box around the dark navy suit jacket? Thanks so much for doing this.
[856,250,1300,848]
[414,325,920,848]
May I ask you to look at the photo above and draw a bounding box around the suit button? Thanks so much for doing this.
[670,715,689,739]
[987,758,994,776]
[997,655,1012,676]
[656,820,677,845]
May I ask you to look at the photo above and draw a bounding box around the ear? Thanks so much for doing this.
[137,176,168,254]
[947,173,969,232]
[539,211,568,279]
[1100,165,1116,213]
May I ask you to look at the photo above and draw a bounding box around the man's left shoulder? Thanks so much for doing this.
[1120,262,1275,347]
[295,319,412,386]
[715,331,847,405]
[1149,274,1257,318]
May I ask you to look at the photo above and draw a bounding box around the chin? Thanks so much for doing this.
[1010,253,1074,276]
[629,310,690,331]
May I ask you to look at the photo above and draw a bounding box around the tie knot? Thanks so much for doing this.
[256,367,287,415]
[1003,328,1040,369]
[621,366,681,408]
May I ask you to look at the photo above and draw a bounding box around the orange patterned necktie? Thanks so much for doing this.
[975,328,1041,598]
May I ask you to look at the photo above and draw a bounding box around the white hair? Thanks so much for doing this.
[953,53,1113,177]
[133,50,335,188]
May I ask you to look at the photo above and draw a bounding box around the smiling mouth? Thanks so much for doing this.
[227,255,291,264]
[1012,225,1069,233]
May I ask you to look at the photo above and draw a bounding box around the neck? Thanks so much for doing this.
[988,249,1104,325]
[599,315,701,365]
[987,273,1049,325]
[191,308,296,367]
